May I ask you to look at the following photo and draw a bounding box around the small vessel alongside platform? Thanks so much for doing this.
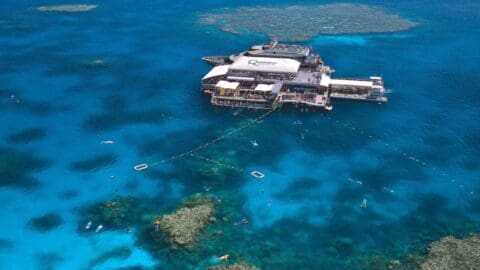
[201,40,388,111]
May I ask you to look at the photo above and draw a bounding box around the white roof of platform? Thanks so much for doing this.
[330,79,373,87]
[215,80,239,89]
[202,65,230,80]
[320,74,331,87]
[254,84,275,91]
[230,56,300,73]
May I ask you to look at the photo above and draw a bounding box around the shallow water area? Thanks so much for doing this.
[198,3,418,42]
[0,0,480,269]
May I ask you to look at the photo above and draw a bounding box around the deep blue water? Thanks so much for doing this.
[0,0,479,269]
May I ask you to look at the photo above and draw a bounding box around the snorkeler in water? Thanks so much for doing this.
[203,185,212,192]
[234,218,249,226]
[95,224,104,232]
[360,198,367,208]
[217,254,230,261]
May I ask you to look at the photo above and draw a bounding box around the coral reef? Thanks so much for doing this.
[349,254,400,270]
[59,189,79,200]
[197,155,238,177]
[35,252,64,270]
[6,127,46,144]
[151,194,216,249]
[86,196,143,229]
[70,153,117,172]
[36,5,97,12]
[198,4,417,42]
[330,237,355,255]
[208,263,260,270]
[0,147,50,189]
[83,108,169,132]
[28,213,63,232]
[420,234,480,270]
[0,89,70,117]
[0,238,13,250]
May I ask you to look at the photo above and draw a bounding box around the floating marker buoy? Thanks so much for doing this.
[134,163,149,171]
[251,170,265,179]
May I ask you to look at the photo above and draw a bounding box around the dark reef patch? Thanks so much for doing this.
[83,109,169,132]
[275,177,322,200]
[81,196,146,230]
[35,252,64,270]
[88,246,132,268]
[82,94,169,132]
[0,238,14,250]
[115,266,145,270]
[6,127,46,144]
[0,146,50,189]
[135,112,297,176]
[28,213,63,232]
[124,180,139,192]
[347,149,430,195]
[0,89,71,117]
[70,153,117,172]
[462,131,480,171]
[398,193,479,241]
[59,189,79,200]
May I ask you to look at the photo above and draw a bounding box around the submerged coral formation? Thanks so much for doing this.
[0,238,13,250]
[36,5,97,12]
[208,263,260,270]
[152,194,216,249]
[198,4,417,41]
[86,196,142,229]
[70,153,117,172]
[6,127,46,144]
[35,252,64,270]
[28,213,63,232]
[0,147,50,189]
[197,155,239,177]
[420,234,480,270]
[345,253,402,270]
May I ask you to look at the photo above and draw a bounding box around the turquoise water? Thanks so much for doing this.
[0,1,479,269]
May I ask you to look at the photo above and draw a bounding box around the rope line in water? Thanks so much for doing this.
[134,110,274,170]
[320,115,474,196]
[134,107,474,197]
[189,153,245,172]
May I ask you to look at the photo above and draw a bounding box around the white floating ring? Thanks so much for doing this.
[251,170,265,179]
[134,163,149,171]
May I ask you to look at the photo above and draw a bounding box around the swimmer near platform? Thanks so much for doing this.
[201,40,388,111]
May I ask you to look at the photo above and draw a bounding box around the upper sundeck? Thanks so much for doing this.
[246,40,310,59]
